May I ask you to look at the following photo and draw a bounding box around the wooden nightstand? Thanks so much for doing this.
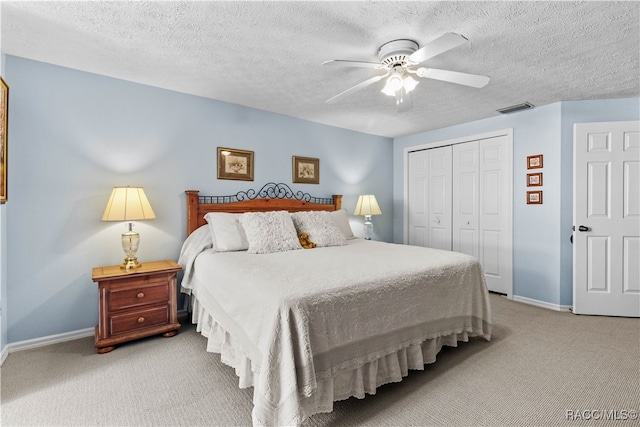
[92,260,182,354]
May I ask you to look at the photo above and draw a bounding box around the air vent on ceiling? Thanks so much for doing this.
[497,102,535,114]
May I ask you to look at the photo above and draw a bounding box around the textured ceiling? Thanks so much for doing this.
[2,1,639,138]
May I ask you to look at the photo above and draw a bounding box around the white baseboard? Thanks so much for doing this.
[1,344,8,365]
[1,327,94,365]
[512,295,572,312]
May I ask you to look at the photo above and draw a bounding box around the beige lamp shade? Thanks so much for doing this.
[353,195,382,216]
[101,187,156,222]
[102,186,155,269]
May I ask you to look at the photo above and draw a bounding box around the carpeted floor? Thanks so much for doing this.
[1,294,638,427]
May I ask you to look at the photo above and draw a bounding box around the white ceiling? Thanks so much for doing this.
[2,1,639,138]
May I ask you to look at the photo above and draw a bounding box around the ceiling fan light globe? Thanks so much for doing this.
[381,74,404,96]
[380,85,396,96]
[381,85,396,97]
[404,76,419,93]
[388,74,403,90]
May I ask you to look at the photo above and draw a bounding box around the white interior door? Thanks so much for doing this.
[428,146,452,250]
[453,136,512,296]
[408,146,452,250]
[408,150,429,247]
[405,129,513,297]
[453,141,479,257]
[478,136,512,296]
[573,121,640,317]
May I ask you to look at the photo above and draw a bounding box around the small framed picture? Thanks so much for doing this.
[527,154,543,169]
[292,156,319,184]
[527,172,543,187]
[217,147,254,181]
[527,191,543,204]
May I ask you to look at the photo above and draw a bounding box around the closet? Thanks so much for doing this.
[407,133,513,296]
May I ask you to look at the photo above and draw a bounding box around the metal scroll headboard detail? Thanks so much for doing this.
[198,182,334,205]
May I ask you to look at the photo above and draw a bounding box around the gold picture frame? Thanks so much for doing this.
[527,154,543,169]
[527,172,543,187]
[527,190,543,204]
[292,156,319,184]
[0,77,8,203]
[217,147,254,181]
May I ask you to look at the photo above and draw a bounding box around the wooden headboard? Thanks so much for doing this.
[186,183,343,235]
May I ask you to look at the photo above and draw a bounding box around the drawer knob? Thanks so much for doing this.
[137,317,145,323]
[137,292,145,299]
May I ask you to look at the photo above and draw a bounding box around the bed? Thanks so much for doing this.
[179,183,493,426]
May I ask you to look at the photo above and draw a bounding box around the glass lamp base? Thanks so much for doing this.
[121,226,141,269]
[364,215,373,240]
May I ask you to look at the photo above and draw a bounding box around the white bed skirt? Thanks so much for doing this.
[190,294,483,426]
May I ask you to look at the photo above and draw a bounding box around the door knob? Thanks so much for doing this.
[578,225,590,232]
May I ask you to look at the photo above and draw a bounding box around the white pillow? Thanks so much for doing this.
[291,211,347,247]
[178,225,213,267]
[204,212,248,252]
[329,209,356,240]
[240,211,302,254]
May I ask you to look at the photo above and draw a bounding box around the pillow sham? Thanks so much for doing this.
[239,211,302,254]
[204,212,248,252]
[291,211,347,247]
[329,209,356,240]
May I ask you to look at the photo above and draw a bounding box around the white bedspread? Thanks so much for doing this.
[182,239,492,426]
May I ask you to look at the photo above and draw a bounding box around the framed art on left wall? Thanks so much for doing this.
[217,147,254,181]
[0,77,8,203]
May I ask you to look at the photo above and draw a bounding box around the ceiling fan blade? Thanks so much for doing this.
[409,32,468,64]
[326,74,386,103]
[396,88,413,113]
[323,59,382,69]
[418,67,490,88]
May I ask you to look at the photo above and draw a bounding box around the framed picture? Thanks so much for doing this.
[0,77,7,203]
[527,191,543,204]
[292,156,319,184]
[527,172,543,187]
[527,154,543,169]
[217,147,254,181]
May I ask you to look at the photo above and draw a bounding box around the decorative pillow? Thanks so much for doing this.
[291,211,347,247]
[328,209,356,240]
[204,212,248,252]
[239,211,302,254]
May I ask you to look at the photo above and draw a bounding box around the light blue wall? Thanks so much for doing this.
[393,97,639,306]
[4,55,392,343]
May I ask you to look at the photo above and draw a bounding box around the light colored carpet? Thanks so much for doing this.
[1,294,638,427]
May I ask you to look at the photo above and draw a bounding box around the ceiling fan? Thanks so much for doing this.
[323,33,490,112]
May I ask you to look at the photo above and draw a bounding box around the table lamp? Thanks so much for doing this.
[101,186,156,269]
[353,195,382,240]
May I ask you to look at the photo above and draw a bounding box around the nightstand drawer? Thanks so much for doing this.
[109,305,169,335]
[104,273,168,290]
[108,282,169,311]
